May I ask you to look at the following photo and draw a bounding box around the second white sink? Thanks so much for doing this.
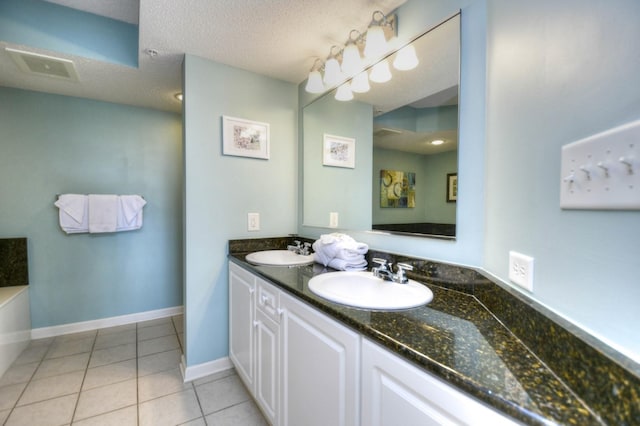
[246,250,315,266]
[308,271,433,310]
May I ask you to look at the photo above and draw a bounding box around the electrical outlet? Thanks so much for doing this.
[329,212,339,228]
[248,212,260,231]
[508,251,534,292]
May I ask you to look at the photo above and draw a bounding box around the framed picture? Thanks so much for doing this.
[380,170,415,208]
[222,115,270,159]
[323,134,355,168]
[447,173,458,202]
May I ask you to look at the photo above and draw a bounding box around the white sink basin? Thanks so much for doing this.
[308,271,433,310]
[245,250,315,266]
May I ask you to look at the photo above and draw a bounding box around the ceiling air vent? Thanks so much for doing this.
[5,47,79,82]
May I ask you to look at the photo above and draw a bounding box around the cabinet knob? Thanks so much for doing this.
[277,308,284,316]
[253,320,259,327]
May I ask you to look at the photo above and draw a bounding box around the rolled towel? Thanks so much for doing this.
[328,258,368,271]
[312,233,369,267]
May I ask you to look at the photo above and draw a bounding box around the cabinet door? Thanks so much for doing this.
[362,339,518,426]
[255,309,279,425]
[280,292,360,426]
[228,263,255,389]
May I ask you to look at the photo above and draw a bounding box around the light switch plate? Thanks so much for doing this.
[329,212,339,228]
[560,119,640,210]
[248,212,260,231]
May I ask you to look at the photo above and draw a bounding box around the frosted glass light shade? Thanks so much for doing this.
[323,57,342,86]
[351,71,370,93]
[364,25,387,59]
[341,43,363,76]
[305,70,325,93]
[335,82,354,101]
[393,44,419,70]
[369,59,392,83]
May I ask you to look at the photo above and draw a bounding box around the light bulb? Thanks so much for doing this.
[305,70,325,93]
[369,59,392,83]
[323,57,342,86]
[351,71,370,93]
[364,25,387,59]
[335,82,354,101]
[393,44,419,71]
[341,43,363,76]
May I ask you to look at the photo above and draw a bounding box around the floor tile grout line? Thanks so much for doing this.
[69,330,98,424]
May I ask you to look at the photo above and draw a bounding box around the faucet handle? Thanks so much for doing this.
[395,263,413,284]
[372,258,388,267]
[293,240,301,247]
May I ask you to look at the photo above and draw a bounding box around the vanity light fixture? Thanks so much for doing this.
[174,92,183,101]
[350,70,370,93]
[364,11,392,59]
[323,46,343,87]
[393,44,419,71]
[369,59,392,83]
[431,139,445,145]
[305,59,325,93]
[303,10,399,96]
[341,30,365,76]
[335,81,354,101]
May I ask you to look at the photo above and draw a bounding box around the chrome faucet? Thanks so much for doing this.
[371,258,414,284]
[287,240,311,256]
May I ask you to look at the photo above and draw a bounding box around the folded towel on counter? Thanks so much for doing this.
[313,233,368,270]
[54,194,89,234]
[88,194,119,233]
[328,258,368,271]
[117,195,146,231]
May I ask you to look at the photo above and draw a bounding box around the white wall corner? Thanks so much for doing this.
[180,354,234,383]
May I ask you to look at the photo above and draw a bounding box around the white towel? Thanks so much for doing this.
[54,194,89,234]
[88,194,118,233]
[312,233,369,268]
[328,258,368,271]
[117,195,146,231]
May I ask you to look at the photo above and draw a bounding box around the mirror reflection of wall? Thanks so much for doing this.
[302,13,460,238]
[372,101,458,238]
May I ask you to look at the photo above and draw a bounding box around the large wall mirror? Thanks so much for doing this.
[302,14,460,239]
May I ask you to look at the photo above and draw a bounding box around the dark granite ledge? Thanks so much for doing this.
[228,237,639,425]
[0,238,29,287]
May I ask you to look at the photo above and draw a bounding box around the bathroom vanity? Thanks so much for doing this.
[228,237,639,426]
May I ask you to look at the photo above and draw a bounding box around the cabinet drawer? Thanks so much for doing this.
[256,277,281,323]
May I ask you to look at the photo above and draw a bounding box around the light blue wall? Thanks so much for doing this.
[183,55,298,366]
[0,87,183,328]
[299,0,484,267]
[0,0,138,67]
[484,0,640,360]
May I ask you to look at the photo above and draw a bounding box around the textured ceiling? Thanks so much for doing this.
[0,0,407,113]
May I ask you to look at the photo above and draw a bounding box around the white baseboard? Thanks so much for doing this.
[31,305,184,340]
[180,354,233,383]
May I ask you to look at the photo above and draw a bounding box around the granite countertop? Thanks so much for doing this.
[228,237,639,426]
[229,258,592,425]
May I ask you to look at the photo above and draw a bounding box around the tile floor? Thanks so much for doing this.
[0,315,268,426]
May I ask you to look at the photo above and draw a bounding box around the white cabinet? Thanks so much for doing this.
[229,262,281,425]
[254,279,281,425]
[361,339,518,426]
[279,291,360,426]
[230,262,517,426]
[229,262,255,390]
